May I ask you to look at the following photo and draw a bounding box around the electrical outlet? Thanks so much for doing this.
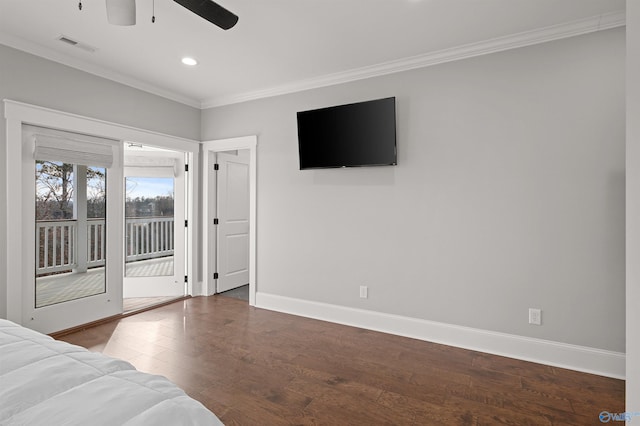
[529,308,542,325]
[359,286,368,299]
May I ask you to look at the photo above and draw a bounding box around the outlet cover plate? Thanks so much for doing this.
[359,286,368,299]
[529,308,542,325]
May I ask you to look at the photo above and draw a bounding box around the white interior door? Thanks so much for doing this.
[122,149,186,298]
[217,150,250,293]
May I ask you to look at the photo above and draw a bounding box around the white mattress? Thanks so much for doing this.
[0,319,223,425]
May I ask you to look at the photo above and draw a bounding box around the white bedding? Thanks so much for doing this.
[0,319,223,425]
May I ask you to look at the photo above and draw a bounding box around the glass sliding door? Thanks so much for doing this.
[21,124,123,335]
[35,162,107,308]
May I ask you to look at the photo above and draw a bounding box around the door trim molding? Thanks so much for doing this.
[202,136,257,305]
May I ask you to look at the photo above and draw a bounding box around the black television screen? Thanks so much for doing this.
[297,97,397,169]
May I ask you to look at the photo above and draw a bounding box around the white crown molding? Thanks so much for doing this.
[202,10,626,109]
[256,292,625,379]
[0,31,202,109]
[0,10,626,110]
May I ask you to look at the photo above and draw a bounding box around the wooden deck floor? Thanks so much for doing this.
[36,257,174,307]
[57,296,625,425]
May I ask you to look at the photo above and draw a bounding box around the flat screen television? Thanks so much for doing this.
[296,97,397,170]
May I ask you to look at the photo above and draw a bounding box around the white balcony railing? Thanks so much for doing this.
[36,217,174,276]
[125,217,174,262]
[36,219,77,274]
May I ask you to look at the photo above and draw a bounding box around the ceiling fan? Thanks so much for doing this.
[88,0,238,30]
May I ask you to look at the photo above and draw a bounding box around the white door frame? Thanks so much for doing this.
[202,136,257,305]
[4,100,200,332]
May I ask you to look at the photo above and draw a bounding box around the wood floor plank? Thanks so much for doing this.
[57,296,625,425]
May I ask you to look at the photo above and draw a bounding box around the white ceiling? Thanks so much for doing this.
[0,0,626,109]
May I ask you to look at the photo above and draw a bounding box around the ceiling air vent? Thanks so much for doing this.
[59,36,78,46]
[57,35,97,53]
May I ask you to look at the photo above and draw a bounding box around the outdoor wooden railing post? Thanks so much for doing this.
[73,165,88,273]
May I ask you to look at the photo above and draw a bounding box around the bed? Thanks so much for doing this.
[0,319,223,425]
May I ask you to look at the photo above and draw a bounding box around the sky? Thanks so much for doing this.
[125,177,174,200]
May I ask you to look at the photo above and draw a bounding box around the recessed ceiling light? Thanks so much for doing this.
[181,57,198,66]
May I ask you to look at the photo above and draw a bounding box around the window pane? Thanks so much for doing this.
[35,162,106,308]
[124,177,175,277]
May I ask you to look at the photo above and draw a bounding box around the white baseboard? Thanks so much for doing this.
[255,292,625,379]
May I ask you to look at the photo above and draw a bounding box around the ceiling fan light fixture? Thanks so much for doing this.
[181,57,198,66]
[106,0,136,26]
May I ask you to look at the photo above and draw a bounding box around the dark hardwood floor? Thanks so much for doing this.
[57,296,624,425]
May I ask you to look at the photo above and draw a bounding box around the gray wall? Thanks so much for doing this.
[202,28,626,352]
[0,44,201,319]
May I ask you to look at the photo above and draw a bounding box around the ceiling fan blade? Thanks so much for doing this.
[173,0,238,30]
[106,0,136,25]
